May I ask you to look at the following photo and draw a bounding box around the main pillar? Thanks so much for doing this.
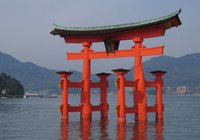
[81,42,92,120]
[132,38,147,121]
[151,70,166,120]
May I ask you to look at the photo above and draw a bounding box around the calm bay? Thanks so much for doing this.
[0,94,200,140]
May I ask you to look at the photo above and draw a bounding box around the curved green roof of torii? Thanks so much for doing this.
[51,9,181,36]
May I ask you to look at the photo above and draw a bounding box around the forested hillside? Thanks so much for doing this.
[0,73,24,97]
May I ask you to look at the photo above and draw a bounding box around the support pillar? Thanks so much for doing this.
[57,71,72,120]
[96,72,111,120]
[156,120,164,140]
[150,70,166,120]
[113,69,130,123]
[80,119,91,139]
[116,122,126,140]
[132,37,147,121]
[81,42,92,120]
[60,119,68,140]
[133,121,147,140]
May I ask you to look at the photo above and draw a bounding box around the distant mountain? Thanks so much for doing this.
[0,52,97,91]
[125,53,200,88]
[0,51,200,91]
[0,52,59,90]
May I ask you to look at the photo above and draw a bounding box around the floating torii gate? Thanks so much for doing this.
[51,10,181,122]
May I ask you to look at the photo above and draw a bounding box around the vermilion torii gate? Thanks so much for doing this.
[51,10,181,122]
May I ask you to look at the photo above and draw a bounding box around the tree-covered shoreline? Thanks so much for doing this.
[0,73,24,98]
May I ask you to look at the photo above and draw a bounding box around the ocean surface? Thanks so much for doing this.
[0,94,200,140]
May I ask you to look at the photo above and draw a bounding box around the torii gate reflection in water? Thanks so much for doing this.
[51,10,181,122]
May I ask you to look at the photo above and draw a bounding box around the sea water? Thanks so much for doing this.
[0,94,200,140]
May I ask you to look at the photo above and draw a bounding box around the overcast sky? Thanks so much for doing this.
[0,0,200,73]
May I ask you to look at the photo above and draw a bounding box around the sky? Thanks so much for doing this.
[0,0,200,73]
